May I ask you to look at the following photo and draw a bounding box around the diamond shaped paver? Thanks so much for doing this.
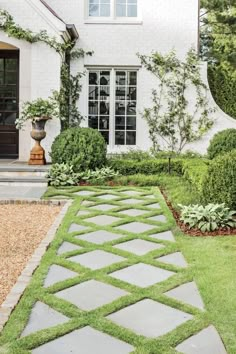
[165,282,205,310]
[120,198,143,205]
[120,190,142,196]
[81,200,93,206]
[77,210,91,217]
[89,204,116,211]
[147,203,161,209]
[97,194,118,200]
[157,252,188,268]
[68,223,89,233]
[32,326,134,354]
[114,239,165,255]
[150,231,175,242]
[57,242,82,255]
[144,195,156,199]
[77,230,122,244]
[44,265,78,288]
[176,325,227,354]
[56,280,129,310]
[68,250,125,270]
[148,215,167,223]
[74,190,95,196]
[110,263,175,287]
[107,299,193,338]
[115,222,155,234]
[21,302,68,337]
[84,215,121,226]
[118,209,148,217]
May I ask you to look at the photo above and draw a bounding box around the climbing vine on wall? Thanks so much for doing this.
[0,9,92,129]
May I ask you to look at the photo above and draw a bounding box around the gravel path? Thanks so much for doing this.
[0,204,62,305]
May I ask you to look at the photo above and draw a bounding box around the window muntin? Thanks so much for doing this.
[89,0,111,17]
[116,0,137,17]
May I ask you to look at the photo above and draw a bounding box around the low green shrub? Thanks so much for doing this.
[182,159,209,193]
[51,127,107,172]
[47,163,78,187]
[207,129,236,160]
[112,174,162,186]
[202,150,236,209]
[179,203,236,232]
[109,149,203,161]
[108,158,183,175]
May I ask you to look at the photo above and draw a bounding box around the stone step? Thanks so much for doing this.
[0,164,49,178]
[0,175,47,187]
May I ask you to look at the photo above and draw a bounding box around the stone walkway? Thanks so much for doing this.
[1,188,227,353]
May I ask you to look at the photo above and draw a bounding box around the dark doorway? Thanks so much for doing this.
[0,50,19,158]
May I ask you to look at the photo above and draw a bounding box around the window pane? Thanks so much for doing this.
[127,4,137,16]
[0,72,4,85]
[116,4,126,16]
[100,116,109,130]
[89,4,99,16]
[100,131,109,144]
[5,99,17,111]
[0,99,5,110]
[127,116,136,130]
[115,131,125,145]
[116,102,125,115]
[89,72,99,85]
[128,72,137,85]
[126,131,136,145]
[100,86,110,98]
[6,59,17,71]
[116,86,126,100]
[5,112,17,125]
[89,86,98,100]
[0,59,4,71]
[117,0,126,3]
[116,116,125,130]
[100,71,110,85]
[100,101,109,115]
[100,4,110,16]
[127,102,136,115]
[89,101,98,115]
[116,71,126,85]
[89,116,98,129]
[5,72,17,85]
[127,87,136,100]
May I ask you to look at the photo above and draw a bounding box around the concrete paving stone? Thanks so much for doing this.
[114,239,165,255]
[144,194,156,199]
[57,242,82,255]
[115,221,155,234]
[97,194,119,200]
[21,302,68,337]
[148,215,167,223]
[74,190,95,196]
[110,263,175,288]
[107,299,193,338]
[44,265,78,288]
[89,204,116,211]
[176,325,227,354]
[165,282,205,310]
[32,326,134,354]
[68,223,89,233]
[77,210,91,216]
[68,250,125,270]
[77,230,122,244]
[118,209,148,217]
[55,280,129,311]
[119,198,144,205]
[120,190,142,196]
[157,252,188,268]
[0,186,47,199]
[147,203,161,209]
[84,215,121,226]
[150,231,175,242]
[81,200,93,206]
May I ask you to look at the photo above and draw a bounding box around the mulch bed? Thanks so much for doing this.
[161,189,236,237]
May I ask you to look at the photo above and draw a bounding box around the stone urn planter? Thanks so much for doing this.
[28,117,50,165]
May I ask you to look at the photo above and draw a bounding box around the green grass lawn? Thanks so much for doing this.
[0,183,235,353]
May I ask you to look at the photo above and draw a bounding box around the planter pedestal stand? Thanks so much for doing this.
[28,142,46,165]
[28,117,48,166]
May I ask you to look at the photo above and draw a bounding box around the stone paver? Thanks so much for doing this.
[84,215,121,226]
[157,252,188,268]
[57,242,82,255]
[32,326,134,354]
[68,250,125,270]
[74,190,95,196]
[44,265,78,288]
[55,280,129,310]
[148,215,167,223]
[119,198,143,205]
[81,200,93,206]
[107,299,193,338]
[165,282,205,310]
[150,231,175,242]
[89,204,116,211]
[77,210,91,216]
[0,186,47,199]
[110,263,175,287]
[77,230,122,244]
[176,325,227,354]
[68,223,89,233]
[146,203,161,209]
[97,194,118,200]
[118,209,148,217]
[21,302,68,337]
[114,239,165,255]
[120,190,142,196]
[115,221,155,234]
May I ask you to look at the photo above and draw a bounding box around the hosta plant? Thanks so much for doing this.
[78,167,119,183]
[47,163,79,187]
[179,203,236,232]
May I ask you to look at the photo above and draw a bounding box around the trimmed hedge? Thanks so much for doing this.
[207,129,236,160]
[182,159,209,194]
[202,150,236,209]
[108,158,183,176]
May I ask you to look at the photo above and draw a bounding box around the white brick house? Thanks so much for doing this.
[0,0,235,161]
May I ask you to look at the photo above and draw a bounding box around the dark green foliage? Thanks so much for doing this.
[202,150,236,209]
[108,158,183,176]
[182,159,209,193]
[208,66,236,119]
[50,128,107,172]
[112,174,162,186]
[207,129,236,159]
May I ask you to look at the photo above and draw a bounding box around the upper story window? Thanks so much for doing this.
[89,0,111,17]
[88,0,138,19]
[116,0,137,17]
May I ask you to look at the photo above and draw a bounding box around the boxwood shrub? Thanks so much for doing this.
[207,129,236,160]
[182,159,209,193]
[202,150,236,209]
[51,127,107,172]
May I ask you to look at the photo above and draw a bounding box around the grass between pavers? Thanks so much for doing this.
[0,186,225,354]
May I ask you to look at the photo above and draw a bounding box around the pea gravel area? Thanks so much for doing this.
[0,204,62,305]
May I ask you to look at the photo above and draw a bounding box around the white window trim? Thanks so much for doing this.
[85,0,142,24]
[86,67,139,148]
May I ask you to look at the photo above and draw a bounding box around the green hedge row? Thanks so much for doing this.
[182,159,209,194]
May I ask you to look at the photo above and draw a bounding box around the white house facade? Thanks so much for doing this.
[0,0,235,161]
